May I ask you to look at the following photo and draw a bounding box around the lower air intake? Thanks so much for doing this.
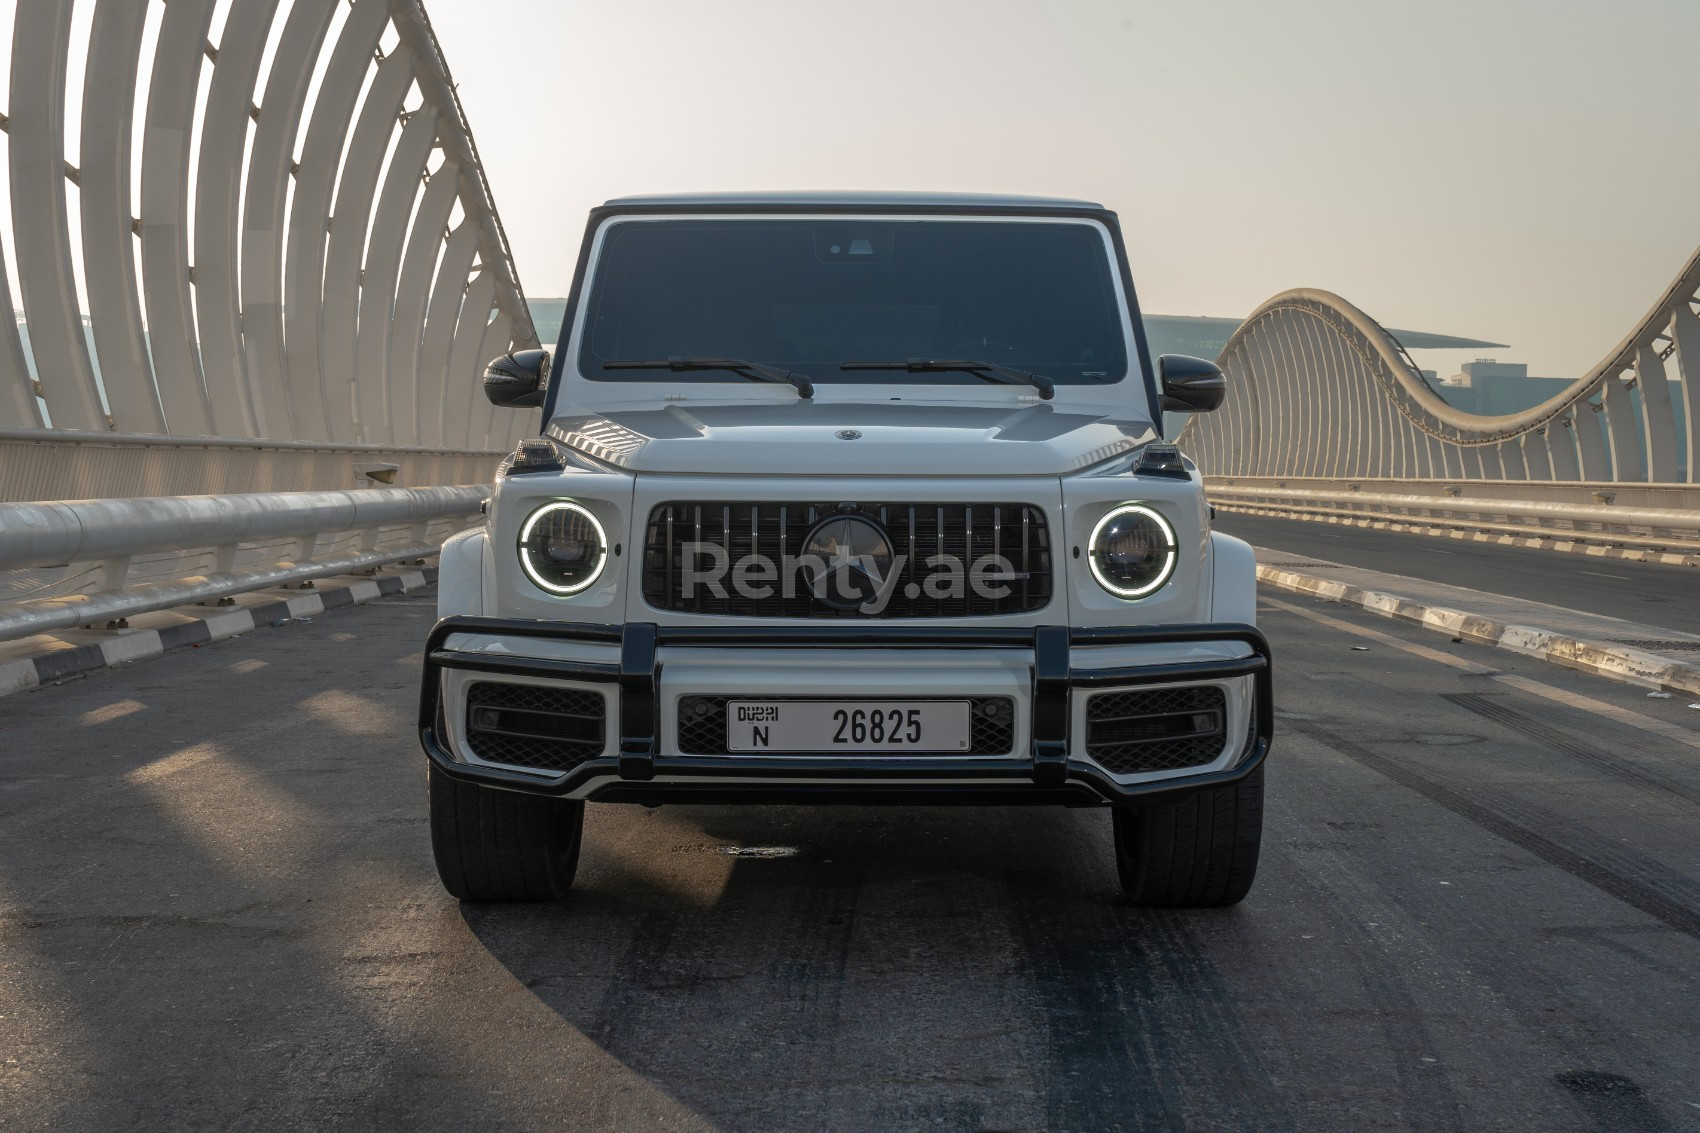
[1085,686,1228,775]
[464,682,607,773]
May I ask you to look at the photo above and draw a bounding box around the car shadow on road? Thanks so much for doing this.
[459,802,1294,1133]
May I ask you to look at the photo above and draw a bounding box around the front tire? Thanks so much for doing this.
[1112,765,1264,907]
[428,766,584,902]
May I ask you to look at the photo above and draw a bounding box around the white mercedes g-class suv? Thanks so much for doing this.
[420,192,1270,908]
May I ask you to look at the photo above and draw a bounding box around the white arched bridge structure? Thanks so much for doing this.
[0,0,537,642]
[1182,242,1700,555]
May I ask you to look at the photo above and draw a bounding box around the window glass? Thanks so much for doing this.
[578,219,1129,386]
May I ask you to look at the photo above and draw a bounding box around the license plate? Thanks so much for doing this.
[726,700,972,753]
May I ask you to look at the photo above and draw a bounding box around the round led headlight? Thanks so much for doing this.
[1088,504,1177,599]
[518,501,608,595]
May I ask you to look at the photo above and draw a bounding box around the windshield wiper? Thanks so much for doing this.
[840,359,1054,401]
[603,356,813,398]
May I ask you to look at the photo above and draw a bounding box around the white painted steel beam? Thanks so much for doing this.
[444,272,498,450]
[193,0,280,439]
[0,247,36,427]
[1635,344,1678,483]
[140,0,219,437]
[240,0,339,440]
[10,0,103,431]
[282,0,390,444]
[1600,373,1643,482]
[417,220,481,447]
[1672,305,1700,484]
[355,110,439,444]
[80,0,165,434]
[1548,417,1581,481]
[321,45,416,444]
[1576,401,1610,480]
[387,161,460,446]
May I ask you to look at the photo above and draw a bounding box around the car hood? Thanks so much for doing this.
[546,401,1157,476]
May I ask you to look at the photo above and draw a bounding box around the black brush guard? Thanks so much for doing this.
[419,616,1272,806]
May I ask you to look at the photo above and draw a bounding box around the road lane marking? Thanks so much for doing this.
[1265,595,1700,752]
[1260,596,1499,674]
[1579,570,1631,580]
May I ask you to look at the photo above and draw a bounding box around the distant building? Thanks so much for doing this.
[1436,359,1577,416]
[1433,357,1689,478]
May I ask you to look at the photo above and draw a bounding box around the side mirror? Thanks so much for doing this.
[483,348,551,408]
[1158,354,1226,413]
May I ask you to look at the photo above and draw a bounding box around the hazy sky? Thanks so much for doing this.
[429,0,1700,380]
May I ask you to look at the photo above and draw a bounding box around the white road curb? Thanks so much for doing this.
[1257,563,1700,697]
[1222,504,1700,568]
[0,566,437,699]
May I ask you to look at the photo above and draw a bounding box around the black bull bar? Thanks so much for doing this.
[419,617,1272,805]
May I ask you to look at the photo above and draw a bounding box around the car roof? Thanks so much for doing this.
[600,190,1106,210]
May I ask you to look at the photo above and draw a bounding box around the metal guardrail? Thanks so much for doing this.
[0,485,486,641]
[1209,476,1700,512]
[1206,480,1700,554]
[0,427,507,503]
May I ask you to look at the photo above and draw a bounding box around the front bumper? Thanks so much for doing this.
[418,617,1272,806]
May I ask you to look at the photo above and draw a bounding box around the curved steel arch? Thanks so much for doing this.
[281,0,391,445]
[319,44,416,445]
[1180,244,1700,486]
[80,0,165,435]
[0,0,536,489]
[9,0,103,432]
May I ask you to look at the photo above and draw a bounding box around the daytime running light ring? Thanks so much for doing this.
[1088,503,1178,599]
[518,500,608,596]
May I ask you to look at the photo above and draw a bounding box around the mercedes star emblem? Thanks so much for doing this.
[800,514,893,610]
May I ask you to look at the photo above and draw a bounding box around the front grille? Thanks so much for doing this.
[1085,686,1228,775]
[676,696,1017,755]
[464,682,606,773]
[643,501,1052,618]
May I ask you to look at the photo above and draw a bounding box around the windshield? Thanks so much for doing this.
[576,218,1130,387]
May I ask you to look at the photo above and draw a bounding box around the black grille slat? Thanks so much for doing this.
[643,500,1052,618]
[464,682,607,773]
[1085,686,1228,775]
[677,697,1016,755]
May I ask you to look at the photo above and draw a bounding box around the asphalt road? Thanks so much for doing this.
[1216,511,1700,636]
[2,586,1699,1131]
